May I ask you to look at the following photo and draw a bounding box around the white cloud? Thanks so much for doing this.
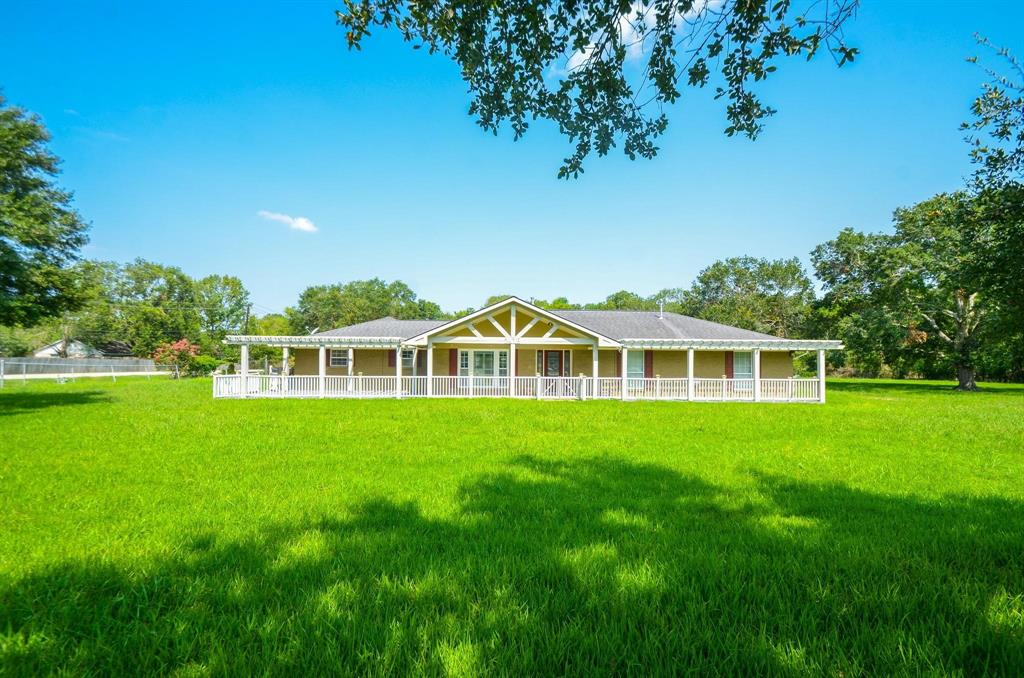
[257,210,318,233]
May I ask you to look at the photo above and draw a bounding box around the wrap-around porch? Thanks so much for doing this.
[217,298,840,403]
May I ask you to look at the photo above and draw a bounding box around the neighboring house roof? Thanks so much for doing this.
[550,310,781,342]
[314,317,446,339]
[33,339,104,358]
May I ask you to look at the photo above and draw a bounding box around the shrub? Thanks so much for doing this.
[188,355,220,377]
[152,339,200,377]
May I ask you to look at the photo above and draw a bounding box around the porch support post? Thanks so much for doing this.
[817,348,826,404]
[753,348,761,402]
[347,347,354,392]
[412,348,418,377]
[686,348,694,401]
[240,343,250,398]
[395,346,402,398]
[318,345,326,398]
[620,347,628,400]
[426,339,434,395]
[508,341,515,397]
[281,346,289,394]
[591,344,599,399]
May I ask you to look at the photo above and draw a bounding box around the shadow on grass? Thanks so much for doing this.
[829,379,1023,396]
[2,456,1021,674]
[0,391,112,416]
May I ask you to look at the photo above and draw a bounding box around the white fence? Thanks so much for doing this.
[0,358,173,385]
[213,375,822,402]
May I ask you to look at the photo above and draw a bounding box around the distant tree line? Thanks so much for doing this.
[1,39,1020,388]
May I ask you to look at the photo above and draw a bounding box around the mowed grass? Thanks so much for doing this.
[1,378,1022,675]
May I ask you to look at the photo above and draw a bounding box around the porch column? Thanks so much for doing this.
[817,348,826,404]
[412,348,418,377]
[318,345,326,398]
[426,339,434,395]
[620,347,628,400]
[281,346,289,394]
[395,346,402,398]
[508,341,515,397]
[753,348,761,402]
[591,344,599,399]
[347,347,354,392]
[240,343,249,398]
[686,348,694,401]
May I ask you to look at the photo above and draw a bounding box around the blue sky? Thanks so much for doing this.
[3,1,1022,314]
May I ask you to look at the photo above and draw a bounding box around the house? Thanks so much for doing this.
[33,339,105,358]
[216,296,842,402]
[33,339,134,359]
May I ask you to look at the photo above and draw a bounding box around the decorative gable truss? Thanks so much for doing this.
[404,297,620,348]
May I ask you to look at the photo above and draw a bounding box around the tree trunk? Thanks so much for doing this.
[954,364,979,391]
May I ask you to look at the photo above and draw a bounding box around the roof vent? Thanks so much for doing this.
[658,301,664,320]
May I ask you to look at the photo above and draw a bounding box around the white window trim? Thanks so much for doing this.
[626,350,645,380]
[458,349,509,377]
[329,351,348,368]
[401,348,415,369]
[733,351,754,380]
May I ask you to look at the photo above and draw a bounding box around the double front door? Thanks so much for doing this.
[539,350,571,377]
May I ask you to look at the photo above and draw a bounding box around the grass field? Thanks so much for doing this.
[1,377,1022,675]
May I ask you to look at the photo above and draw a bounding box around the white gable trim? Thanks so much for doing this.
[404,296,620,347]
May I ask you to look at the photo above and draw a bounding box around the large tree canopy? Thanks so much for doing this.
[813,194,994,390]
[0,95,89,325]
[675,256,813,336]
[338,0,859,177]
[286,278,443,334]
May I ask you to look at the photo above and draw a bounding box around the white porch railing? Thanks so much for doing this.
[213,375,821,402]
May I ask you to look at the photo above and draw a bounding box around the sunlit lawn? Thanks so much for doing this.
[1,377,1022,675]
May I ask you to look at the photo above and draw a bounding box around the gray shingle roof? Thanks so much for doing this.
[551,310,781,341]
[317,310,781,342]
[315,317,446,339]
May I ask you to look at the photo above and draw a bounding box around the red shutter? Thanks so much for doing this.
[326,348,331,367]
[416,350,425,370]
[644,350,654,378]
[617,351,622,377]
[725,351,734,378]
[449,348,458,376]
[387,349,396,368]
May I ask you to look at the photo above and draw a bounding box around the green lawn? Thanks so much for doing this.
[1,378,1022,675]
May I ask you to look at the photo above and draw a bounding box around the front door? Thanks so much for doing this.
[544,350,562,377]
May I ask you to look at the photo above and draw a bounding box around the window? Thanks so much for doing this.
[626,351,645,380]
[402,349,415,369]
[733,351,753,379]
[330,350,348,368]
[457,350,509,377]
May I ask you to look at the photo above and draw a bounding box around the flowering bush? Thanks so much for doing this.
[153,339,200,377]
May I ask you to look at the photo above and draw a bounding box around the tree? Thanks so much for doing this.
[195,274,250,356]
[962,39,1024,337]
[0,95,89,325]
[338,0,859,177]
[114,260,202,357]
[963,37,1024,189]
[585,290,654,310]
[813,195,991,390]
[286,278,442,334]
[679,256,814,336]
